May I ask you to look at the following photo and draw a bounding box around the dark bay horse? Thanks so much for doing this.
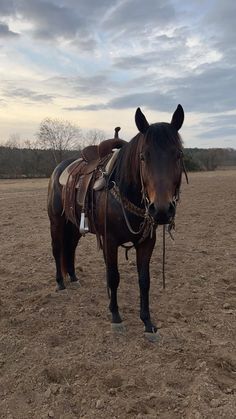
[48,105,185,337]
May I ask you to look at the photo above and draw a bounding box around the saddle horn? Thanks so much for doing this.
[114,127,121,139]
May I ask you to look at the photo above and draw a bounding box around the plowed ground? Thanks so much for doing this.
[0,171,235,419]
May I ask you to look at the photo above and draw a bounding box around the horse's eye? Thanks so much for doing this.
[140,153,145,161]
[176,150,183,160]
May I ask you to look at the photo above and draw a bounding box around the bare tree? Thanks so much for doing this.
[4,133,21,149]
[37,118,82,163]
[83,128,106,147]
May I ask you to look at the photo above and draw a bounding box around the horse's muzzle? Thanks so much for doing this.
[148,202,176,225]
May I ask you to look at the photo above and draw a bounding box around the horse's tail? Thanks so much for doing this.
[60,227,68,279]
[48,171,67,281]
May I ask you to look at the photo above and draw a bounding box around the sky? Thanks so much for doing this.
[0,0,235,148]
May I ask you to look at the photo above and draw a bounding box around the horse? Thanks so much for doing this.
[47,105,185,338]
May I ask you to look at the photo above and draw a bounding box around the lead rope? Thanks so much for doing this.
[162,225,166,289]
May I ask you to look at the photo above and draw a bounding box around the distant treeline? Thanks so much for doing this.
[0,145,236,178]
[0,147,80,178]
[184,148,236,171]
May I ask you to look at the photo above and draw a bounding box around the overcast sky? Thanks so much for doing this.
[0,0,235,148]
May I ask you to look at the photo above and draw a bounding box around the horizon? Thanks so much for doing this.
[0,0,235,149]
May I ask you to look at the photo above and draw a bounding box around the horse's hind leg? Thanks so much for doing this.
[63,221,81,283]
[104,240,123,327]
[50,215,66,291]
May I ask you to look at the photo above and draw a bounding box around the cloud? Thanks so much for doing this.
[65,63,236,115]
[196,125,236,139]
[65,103,107,111]
[65,90,173,112]
[0,0,15,16]
[195,113,236,141]
[3,87,54,103]
[176,66,236,113]
[19,0,83,40]
[0,98,7,106]
[0,0,99,50]
[200,114,236,128]
[0,22,19,38]
[0,0,235,148]
[45,73,114,97]
[206,0,236,42]
[103,0,175,34]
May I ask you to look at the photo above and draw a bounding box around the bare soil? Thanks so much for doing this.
[0,171,235,419]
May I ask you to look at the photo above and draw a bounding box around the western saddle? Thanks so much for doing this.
[59,127,126,234]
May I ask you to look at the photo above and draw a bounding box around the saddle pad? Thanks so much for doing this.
[59,158,82,186]
[93,149,120,190]
[105,148,120,173]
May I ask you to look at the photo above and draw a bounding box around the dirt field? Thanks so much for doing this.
[0,171,235,419]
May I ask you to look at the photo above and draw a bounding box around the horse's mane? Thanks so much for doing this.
[114,134,140,189]
[114,122,182,194]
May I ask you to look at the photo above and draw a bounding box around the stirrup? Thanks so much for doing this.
[79,212,89,235]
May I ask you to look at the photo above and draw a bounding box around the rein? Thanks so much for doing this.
[110,183,156,236]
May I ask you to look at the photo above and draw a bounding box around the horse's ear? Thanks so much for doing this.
[171,104,184,131]
[135,108,149,134]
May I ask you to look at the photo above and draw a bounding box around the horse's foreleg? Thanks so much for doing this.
[136,236,157,333]
[104,241,122,325]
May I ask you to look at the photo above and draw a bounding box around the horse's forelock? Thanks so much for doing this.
[145,123,183,151]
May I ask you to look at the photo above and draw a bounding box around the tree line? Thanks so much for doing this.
[0,118,235,178]
[1,145,236,178]
[184,148,236,171]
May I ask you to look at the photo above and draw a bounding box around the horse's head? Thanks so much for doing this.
[135,105,184,225]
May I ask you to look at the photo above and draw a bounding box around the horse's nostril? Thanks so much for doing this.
[148,203,157,217]
[148,201,176,224]
[169,202,176,217]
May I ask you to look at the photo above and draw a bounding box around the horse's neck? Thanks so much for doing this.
[114,137,143,207]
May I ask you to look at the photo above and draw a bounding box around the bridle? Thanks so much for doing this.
[109,144,186,229]
[110,145,188,234]
[139,146,188,222]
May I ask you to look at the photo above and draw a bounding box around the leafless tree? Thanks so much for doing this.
[37,118,82,163]
[4,133,21,149]
[83,128,106,147]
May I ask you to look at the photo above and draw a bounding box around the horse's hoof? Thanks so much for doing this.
[144,331,161,343]
[70,279,81,287]
[70,275,79,283]
[111,322,126,333]
[56,283,66,291]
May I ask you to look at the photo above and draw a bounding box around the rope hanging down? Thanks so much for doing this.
[109,182,175,289]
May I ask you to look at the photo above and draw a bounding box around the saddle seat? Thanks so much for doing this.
[81,137,126,162]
